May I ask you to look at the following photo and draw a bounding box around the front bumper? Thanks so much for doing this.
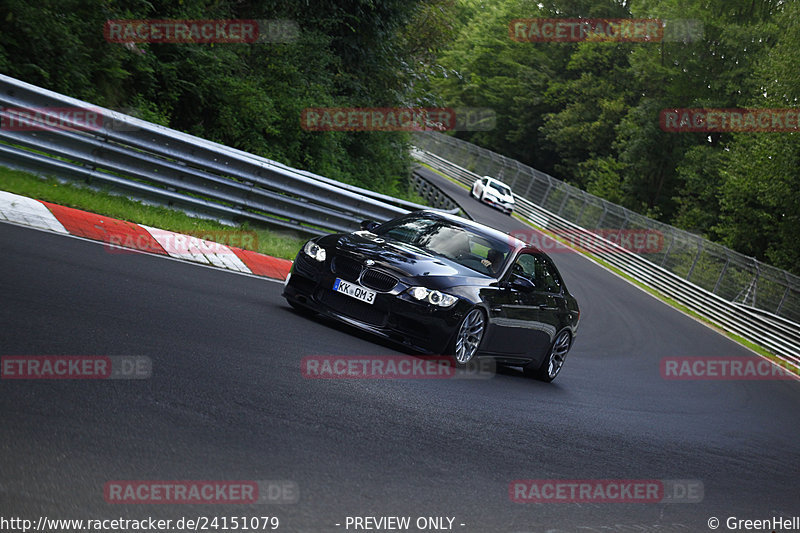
[481,196,514,213]
[282,251,469,355]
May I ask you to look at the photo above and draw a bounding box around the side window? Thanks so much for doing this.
[534,255,562,294]
[512,253,562,293]
[512,254,537,281]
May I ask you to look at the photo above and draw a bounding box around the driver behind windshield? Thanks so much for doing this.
[481,248,505,275]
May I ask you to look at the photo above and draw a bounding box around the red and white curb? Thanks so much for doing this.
[0,190,69,234]
[0,191,292,281]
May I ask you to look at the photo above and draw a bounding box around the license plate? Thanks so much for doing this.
[333,278,376,304]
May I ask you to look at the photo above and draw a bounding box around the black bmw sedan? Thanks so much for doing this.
[283,210,580,382]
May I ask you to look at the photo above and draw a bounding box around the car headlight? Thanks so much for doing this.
[303,240,326,262]
[406,287,458,307]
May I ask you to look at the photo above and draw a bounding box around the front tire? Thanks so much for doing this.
[525,329,571,382]
[449,308,486,366]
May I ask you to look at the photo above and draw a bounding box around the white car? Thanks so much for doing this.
[471,176,515,215]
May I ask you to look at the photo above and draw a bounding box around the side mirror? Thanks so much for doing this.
[506,274,535,293]
[360,220,379,231]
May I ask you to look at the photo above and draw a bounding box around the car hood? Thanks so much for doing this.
[320,231,494,288]
[490,191,515,203]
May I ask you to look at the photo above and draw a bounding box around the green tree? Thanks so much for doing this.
[539,41,633,186]
[715,1,800,274]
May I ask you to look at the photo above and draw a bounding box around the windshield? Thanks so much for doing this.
[488,181,512,197]
[374,214,512,276]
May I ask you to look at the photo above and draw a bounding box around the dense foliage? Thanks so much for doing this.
[422,0,799,274]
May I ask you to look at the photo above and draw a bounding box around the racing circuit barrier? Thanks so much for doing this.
[0,74,455,237]
[0,74,796,369]
[410,170,466,216]
[411,145,800,371]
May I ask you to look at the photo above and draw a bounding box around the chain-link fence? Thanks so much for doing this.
[413,131,800,324]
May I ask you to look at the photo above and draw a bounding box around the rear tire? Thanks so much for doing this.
[524,329,571,382]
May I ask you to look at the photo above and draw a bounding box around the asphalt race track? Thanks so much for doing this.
[1,171,799,532]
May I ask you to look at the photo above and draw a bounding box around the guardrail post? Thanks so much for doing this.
[776,283,789,315]
[660,234,675,267]
[557,189,570,216]
[596,204,607,229]
[511,161,522,190]
[713,257,729,294]
[620,211,629,230]
[686,241,703,281]
[576,193,588,224]
[539,178,553,206]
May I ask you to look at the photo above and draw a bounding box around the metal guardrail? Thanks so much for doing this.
[0,74,446,236]
[410,169,471,219]
[412,148,800,371]
[413,131,800,326]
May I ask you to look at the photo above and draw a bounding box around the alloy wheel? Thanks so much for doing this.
[454,308,485,364]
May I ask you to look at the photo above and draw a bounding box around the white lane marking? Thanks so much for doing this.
[0,191,68,234]
[140,225,252,274]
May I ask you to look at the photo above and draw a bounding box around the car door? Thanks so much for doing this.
[481,252,549,355]
[516,253,570,358]
[479,283,522,354]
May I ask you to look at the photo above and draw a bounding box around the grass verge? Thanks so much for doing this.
[0,166,306,260]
